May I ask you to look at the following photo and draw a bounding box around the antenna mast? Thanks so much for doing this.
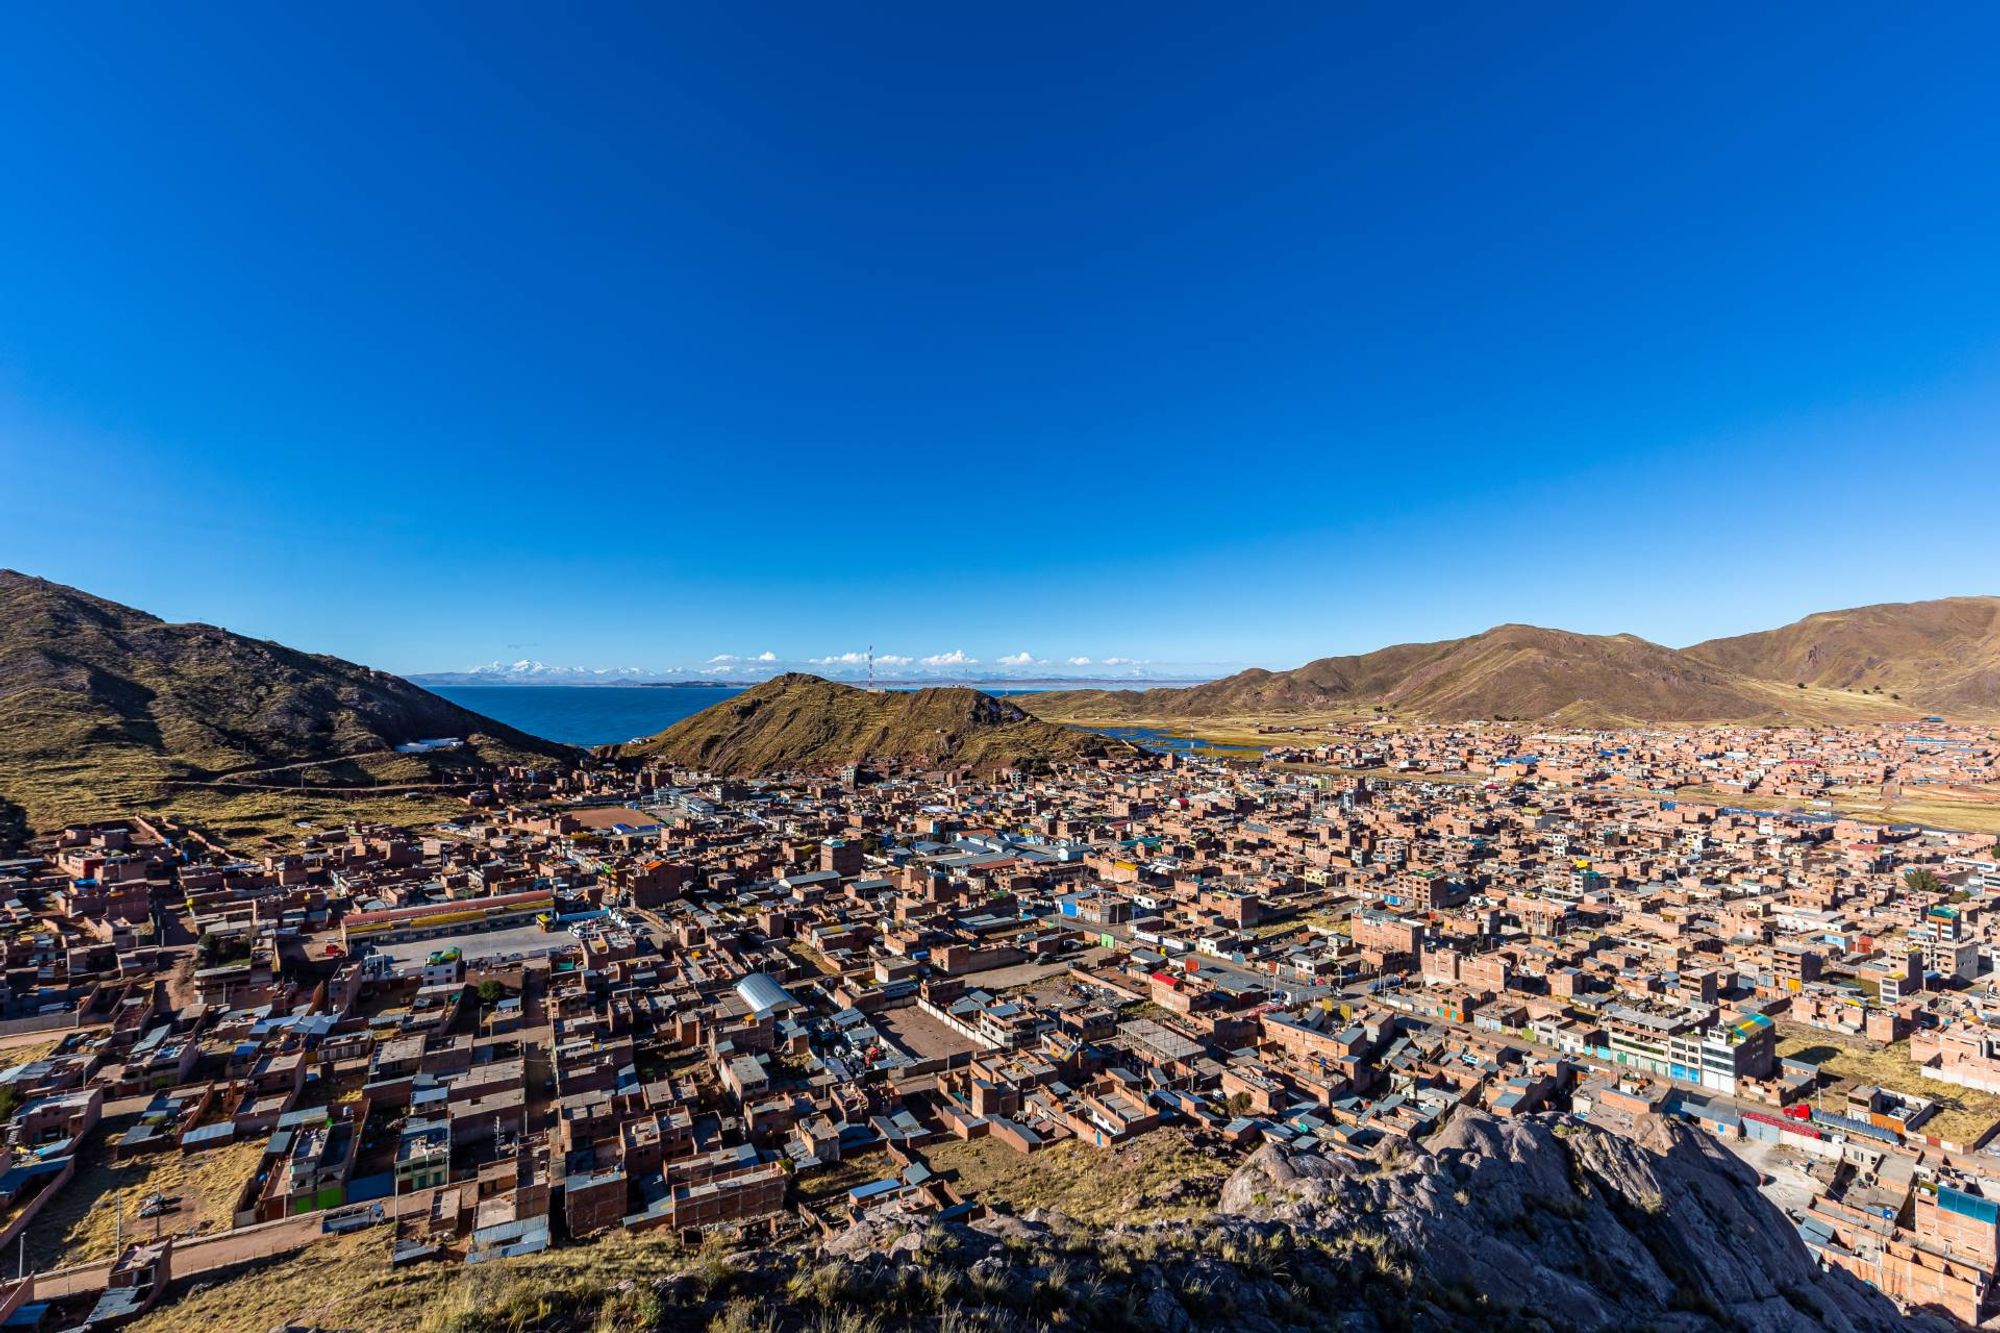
[867,645,875,693]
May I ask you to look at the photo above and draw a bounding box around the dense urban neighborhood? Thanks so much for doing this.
[12,4,1999,1326]
[0,711,1997,1326]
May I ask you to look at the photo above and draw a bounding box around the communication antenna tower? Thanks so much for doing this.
[867,645,875,693]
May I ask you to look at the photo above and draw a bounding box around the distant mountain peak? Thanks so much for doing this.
[469,660,648,680]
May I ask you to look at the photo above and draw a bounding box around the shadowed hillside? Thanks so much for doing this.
[602,673,1126,775]
[0,570,574,835]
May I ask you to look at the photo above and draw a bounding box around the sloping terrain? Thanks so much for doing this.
[1029,623,1782,724]
[1687,595,2000,712]
[1201,1110,1939,1331]
[122,1111,1940,1332]
[603,673,1124,775]
[0,570,573,835]
[1025,602,2000,726]
[1375,625,1772,722]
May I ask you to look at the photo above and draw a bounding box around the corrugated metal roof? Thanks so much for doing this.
[735,972,799,1015]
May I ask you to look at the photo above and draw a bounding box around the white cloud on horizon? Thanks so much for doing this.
[438,649,1194,681]
[809,650,914,667]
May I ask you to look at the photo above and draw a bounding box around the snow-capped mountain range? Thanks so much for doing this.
[407,656,1220,688]
[411,660,655,686]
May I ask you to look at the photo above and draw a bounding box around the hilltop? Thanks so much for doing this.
[0,571,573,838]
[1024,600,2000,727]
[601,673,1125,776]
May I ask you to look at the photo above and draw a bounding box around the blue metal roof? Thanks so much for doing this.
[1939,1184,1999,1225]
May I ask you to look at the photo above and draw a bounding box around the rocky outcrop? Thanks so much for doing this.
[799,1111,1945,1332]
[1216,1111,1942,1332]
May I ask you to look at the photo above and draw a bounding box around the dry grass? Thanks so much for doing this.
[28,1138,268,1270]
[125,1228,453,1333]
[1724,679,1931,727]
[1013,704,1377,748]
[784,941,842,978]
[0,1035,67,1067]
[1674,783,2000,837]
[1776,1022,2000,1144]
[1847,788,2000,837]
[0,712,524,850]
[924,1125,1232,1225]
[125,1223,703,1333]
[145,785,468,853]
[1019,682,1941,738]
[1302,909,1352,936]
[792,1148,895,1205]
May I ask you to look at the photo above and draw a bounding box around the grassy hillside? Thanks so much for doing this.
[1368,625,1770,722]
[1022,614,1979,728]
[0,570,573,838]
[604,673,1127,776]
[1687,595,2000,712]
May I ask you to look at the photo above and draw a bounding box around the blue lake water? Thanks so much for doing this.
[433,685,746,746]
[433,683,1061,748]
[1089,725,1266,755]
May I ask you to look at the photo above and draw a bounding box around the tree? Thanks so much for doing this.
[1904,867,1944,895]
[475,979,507,1005]
[194,931,248,969]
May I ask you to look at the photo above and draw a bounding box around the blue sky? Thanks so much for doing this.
[4,4,1998,679]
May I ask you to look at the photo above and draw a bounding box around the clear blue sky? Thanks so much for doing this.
[4,4,1997,678]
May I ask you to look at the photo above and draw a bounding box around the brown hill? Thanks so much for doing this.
[1382,624,1778,721]
[1029,623,1781,724]
[0,570,573,837]
[602,673,1125,776]
[1687,595,2000,712]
